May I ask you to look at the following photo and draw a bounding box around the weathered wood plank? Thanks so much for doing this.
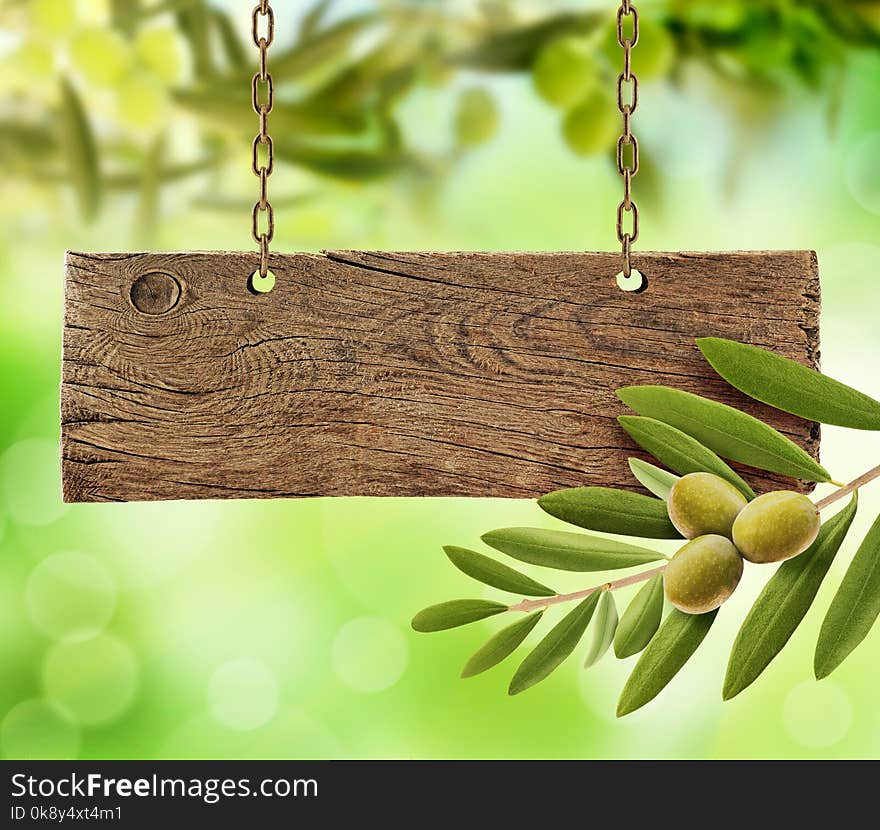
[61,250,821,502]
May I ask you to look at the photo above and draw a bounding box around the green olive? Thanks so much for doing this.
[532,37,598,108]
[454,88,500,147]
[732,491,820,564]
[667,472,747,539]
[663,534,744,615]
[561,90,618,156]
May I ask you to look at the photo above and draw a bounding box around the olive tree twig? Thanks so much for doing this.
[815,462,880,511]
[508,564,667,614]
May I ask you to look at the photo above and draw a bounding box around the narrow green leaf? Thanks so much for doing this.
[617,608,718,717]
[538,486,681,539]
[619,416,755,500]
[212,9,248,70]
[815,511,880,678]
[614,574,665,658]
[509,592,601,695]
[628,458,680,500]
[443,546,555,597]
[583,591,618,668]
[723,495,858,699]
[698,337,880,431]
[301,0,335,41]
[617,386,830,482]
[411,600,507,633]
[59,78,100,222]
[135,132,164,246]
[461,611,544,678]
[482,527,666,572]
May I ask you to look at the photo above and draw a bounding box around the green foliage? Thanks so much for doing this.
[628,458,680,500]
[443,546,554,597]
[617,609,718,717]
[461,612,544,679]
[481,527,666,572]
[617,386,831,482]
[614,574,665,658]
[411,599,508,632]
[698,337,880,430]
[509,592,601,695]
[583,591,618,668]
[538,486,681,539]
[619,416,755,499]
[815,511,880,678]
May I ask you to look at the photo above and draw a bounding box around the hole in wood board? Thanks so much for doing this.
[249,269,276,295]
[129,272,181,315]
[616,269,647,293]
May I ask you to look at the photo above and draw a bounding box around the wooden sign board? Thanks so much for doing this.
[62,250,820,503]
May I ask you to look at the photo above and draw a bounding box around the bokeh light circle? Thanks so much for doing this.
[783,680,853,749]
[25,552,117,641]
[207,658,280,731]
[332,617,409,693]
[0,439,68,526]
[1,699,80,760]
[845,132,880,215]
[43,634,138,725]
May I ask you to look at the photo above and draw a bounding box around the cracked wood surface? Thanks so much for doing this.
[62,250,821,502]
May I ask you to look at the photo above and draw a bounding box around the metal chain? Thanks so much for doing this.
[616,1,639,280]
[252,2,275,282]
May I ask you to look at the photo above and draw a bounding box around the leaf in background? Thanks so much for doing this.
[135,132,165,246]
[628,458,680,500]
[274,143,414,180]
[301,0,335,41]
[461,611,544,679]
[411,599,508,633]
[538,487,681,539]
[443,546,555,597]
[212,9,248,71]
[723,495,858,699]
[452,13,601,72]
[482,528,666,572]
[583,591,618,668]
[698,337,880,431]
[619,416,756,500]
[509,591,601,695]
[815,511,880,678]
[614,574,665,658]
[617,386,830,482]
[177,1,214,79]
[59,78,100,223]
[617,608,718,717]
[273,14,381,80]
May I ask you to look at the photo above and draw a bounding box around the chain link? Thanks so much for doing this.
[252,2,274,281]
[616,1,639,279]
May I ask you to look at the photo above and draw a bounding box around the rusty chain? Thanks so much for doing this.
[616,1,640,284]
[251,2,275,290]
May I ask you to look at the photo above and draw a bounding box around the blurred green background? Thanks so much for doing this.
[2,0,880,760]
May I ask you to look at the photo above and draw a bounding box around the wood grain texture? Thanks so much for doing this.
[62,250,821,502]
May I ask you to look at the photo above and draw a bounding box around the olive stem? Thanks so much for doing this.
[508,564,667,614]
[815,462,880,511]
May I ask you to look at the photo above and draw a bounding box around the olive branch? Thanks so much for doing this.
[413,338,880,715]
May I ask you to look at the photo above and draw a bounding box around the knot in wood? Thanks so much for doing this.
[130,272,181,315]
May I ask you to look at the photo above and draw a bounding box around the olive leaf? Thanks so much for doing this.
[723,495,858,700]
[509,592,602,695]
[482,527,666,572]
[614,573,665,659]
[617,386,830,483]
[628,458,680,500]
[583,591,618,668]
[619,416,755,500]
[60,78,100,223]
[461,611,544,679]
[538,486,681,539]
[443,546,555,597]
[617,608,718,717]
[698,337,880,431]
[411,600,508,632]
[815,511,880,679]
